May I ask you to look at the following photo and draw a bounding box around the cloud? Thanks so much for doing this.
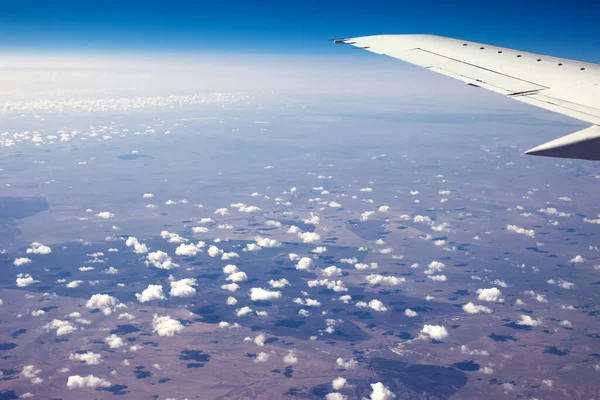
[146,251,179,270]
[476,288,503,303]
[13,257,32,266]
[169,278,197,298]
[298,232,321,243]
[369,382,396,400]
[143,193,154,198]
[378,205,389,212]
[404,309,418,317]
[152,314,184,336]
[221,282,240,292]
[326,393,347,400]
[570,255,584,263]
[44,319,77,336]
[66,375,111,390]
[160,230,187,243]
[208,245,223,257]
[355,262,378,270]
[249,288,281,301]
[136,284,166,303]
[516,315,542,327]
[227,271,248,282]
[283,350,298,364]
[125,237,148,254]
[16,274,37,287]
[413,215,432,224]
[22,365,43,384]
[307,279,347,292]
[236,306,253,316]
[96,212,115,219]
[360,211,374,222]
[214,207,229,215]
[66,280,83,288]
[356,299,388,312]
[425,261,445,275]
[463,302,492,314]
[269,278,290,288]
[105,334,124,348]
[335,358,357,369]
[222,251,239,260]
[427,275,447,282]
[86,294,120,315]
[296,257,313,270]
[69,351,102,365]
[26,242,52,255]
[322,266,343,277]
[506,224,535,238]
[254,352,269,363]
[255,237,280,248]
[332,377,347,390]
[420,324,448,341]
[175,242,205,256]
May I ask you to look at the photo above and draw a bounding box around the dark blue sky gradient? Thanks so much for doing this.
[2,0,599,61]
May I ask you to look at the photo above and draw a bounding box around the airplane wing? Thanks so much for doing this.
[335,34,600,161]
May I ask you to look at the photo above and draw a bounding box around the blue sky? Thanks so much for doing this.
[2,0,599,62]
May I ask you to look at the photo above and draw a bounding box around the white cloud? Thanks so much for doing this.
[427,275,447,282]
[26,242,52,255]
[236,306,253,316]
[143,193,154,198]
[369,382,396,400]
[335,358,358,369]
[226,296,238,305]
[16,274,37,287]
[365,274,405,286]
[44,319,77,336]
[152,314,184,336]
[255,237,280,248]
[105,334,124,348]
[66,280,83,288]
[13,257,32,266]
[404,309,418,317]
[357,299,388,312]
[168,278,196,298]
[420,324,448,341]
[463,302,492,314]
[146,251,179,270]
[96,212,114,219]
[221,282,240,292]
[66,375,111,389]
[214,207,229,215]
[269,278,290,288]
[69,351,102,365]
[476,288,504,303]
[329,201,342,208]
[86,294,120,315]
[22,365,43,384]
[249,288,281,301]
[307,279,347,292]
[298,232,320,243]
[287,225,302,234]
[254,352,269,363]
[516,315,542,327]
[322,266,342,277]
[570,255,585,263]
[222,251,239,260]
[227,271,248,282]
[332,377,347,390]
[160,230,187,243]
[223,264,239,274]
[135,284,166,303]
[355,262,378,270]
[413,215,431,224]
[506,224,535,238]
[208,245,223,258]
[283,350,298,365]
[125,237,148,254]
[296,257,313,270]
[175,242,203,256]
[425,261,445,275]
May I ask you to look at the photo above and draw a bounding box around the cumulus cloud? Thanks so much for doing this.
[463,302,492,314]
[254,352,269,363]
[169,278,197,298]
[269,278,290,288]
[96,212,114,219]
[255,237,280,248]
[236,306,253,316]
[175,242,205,256]
[66,375,111,390]
[298,232,321,243]
[404,309,418,317]
[356,299,388,312]
[13,257,32,266]
[420,324,448,341]
[307,279,347,292]
[125,237,148,254]
[296,257,313,270]
[249,288,281,302]
[69,351,102,365]
[26,242,52,255]
[506,224,535,238]
[427,275,447,282]
[516,315,542,327]
[86,294,120,315]
[322,266,343,277]
[227,271,248,282]
[335,358,358,369]
[44,319,77,336]
[221,282,240,292]
[332,377,347,390]
[152,314,184,336]
[22,365,43,385]
[570,255,584,263]
[476,288,504,303]
[135,284,166,303]
[283,350,298,365]
[146,251,179,270]
[105,334,124,348]
[208,245,223,258]
[369,382,396,400]
[16,274,37,287]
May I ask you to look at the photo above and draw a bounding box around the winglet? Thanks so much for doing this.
[525,125,600,160]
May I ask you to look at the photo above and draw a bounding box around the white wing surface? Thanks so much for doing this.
[335,34,600,160]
